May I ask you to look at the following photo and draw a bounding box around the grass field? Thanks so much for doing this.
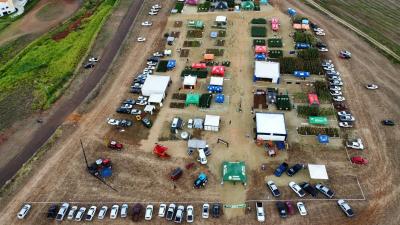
[313,0,400,57]
[0,0,116,130]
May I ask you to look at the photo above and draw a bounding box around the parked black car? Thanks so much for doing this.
[141,117,152,128]
[130,87,141,94]
[316,42,327,48]
[287,164,304,176]
[47,204,59,219]
[212,203,221,218]
[116,107,131,114]
[276,202,287,218]
[123,99,136,105]
[84,63,95,69]
[382,120,395,126]
[119,119,133,127]
[300,182,318,197]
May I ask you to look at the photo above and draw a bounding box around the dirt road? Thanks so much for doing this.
[0,0,145,187]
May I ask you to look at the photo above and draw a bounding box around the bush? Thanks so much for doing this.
[251,26,267,37]
[315,81,331,101]
[251,18,267,24]
[294,31,316,45]
[268,50,283,58]
[268,38,283,48]
[298,126,340,137]
[278,57,323,74]
[298,48,320,59]
[297,105,336,117]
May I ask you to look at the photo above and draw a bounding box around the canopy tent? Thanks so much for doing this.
[294,71,310,78]
[309,116,328,125]
[204,115,220,132]
[210,31,218,38]
[164,49,172,56]
[271,18,279,24]
[255,45,267,54]
[210,76,224,86]
[308,93,320,106]
[211,66,225,76]
[256,112,287,141]
[287,8,297,16]
[241,1,254,10]
[215,15,227,25]
[318,134,329,144]
[272,23,279,31]
[260,0,269,4]
[186,0,199,5]
[144,105,156,114]
[302,19,309,24]
[183,75,197,89]
[187,19,204,28]
[188,139,207,149]
[185,93,201,106]
[148,94,164,106]
[301,24,310,30]
[254,61,280,83]
[141,75,170,97]
[192,63,207,69]
[167,60,176,70]
[215,94,225,103]
[308,164,329,180]
[193,118,203,129]
[222,161,247,185]
[255,53,266,61]
[215,2,228,10]
[208,85,223,93]
[204,54,215,60]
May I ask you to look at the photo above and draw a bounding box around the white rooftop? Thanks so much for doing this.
[204,115,220,127]
[216,15,227,22]
[183,75,197,86]
[141,75,170,96]
[256,113,286,135]
[210,76,224,86]
[148,94,164,103]
[308,164,329,180]
[254,61,280,79]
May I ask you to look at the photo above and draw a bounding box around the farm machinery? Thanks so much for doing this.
[153,144,170,158]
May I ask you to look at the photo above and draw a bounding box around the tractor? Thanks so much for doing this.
[193,172,208,189]
[153,144,170,158]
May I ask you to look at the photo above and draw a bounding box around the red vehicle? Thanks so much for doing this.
[170,167,183,181]
[108,140,123,150]
[285,201,295,215]
[351,156,368,165]
[153,144,170,158]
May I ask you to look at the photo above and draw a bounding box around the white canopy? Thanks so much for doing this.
[183,75,197,86]
[148,94,164,104]
[188,139,207,149]
[204,115,220,132]
[141,75,170,97]
[256,112,287,141]
[254,61,280,83]
[216,16,227,23]
[308,164,329,180]
[210,76,224,86]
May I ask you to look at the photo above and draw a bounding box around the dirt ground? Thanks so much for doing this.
[0,1,399,225]
[0,0,80,46]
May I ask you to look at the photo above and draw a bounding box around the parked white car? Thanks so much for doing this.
[186,205,194,223]
[289,181,306,197]
[256,202,265,222]
[202,203,209,218]
[74,207,86,221]
[158,204,166,217]
[187,119,193,129]
[329,85,341,91]
[141,21,153,26]
[198,148,207,165]
[339,122,353,128]
[346,138,364,150]
[337,111,351,116]
[56,203,70,221]
[316,31,326,36]
[330,90,342,96]
[318,47,329,52]
[120,204,128,218]
[137,37,146,42]
[110,205,119,219]
[148,11,158,15]
[366,84,378,90]
[85,206,97,221]
[333,96,346,102]
[17,204,31,219]
[67,206,78,220]
[145,205,153,220]
[297,202,307,216]
[174,205,185,223]
[88,57,99,62]
[337,199,354,217]
[98,206,108,220]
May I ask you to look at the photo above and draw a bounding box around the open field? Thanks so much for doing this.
[310,0,400,61]
[0,1,399,225]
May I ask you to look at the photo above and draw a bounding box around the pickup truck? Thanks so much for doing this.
[274,162,289,177]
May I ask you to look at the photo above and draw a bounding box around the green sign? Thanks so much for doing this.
[224,204,247,209]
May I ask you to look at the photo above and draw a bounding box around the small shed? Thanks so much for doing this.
[255,45,267,54]
[185,93,200,106]
[215,16,227,25]
[308,93,320,106]
[309,116,328,125]
[211,66,225,76]
[204,115,220,132]
[308,164,329,180]
[222,161,247,185]
[204,54,215,61]
[183,75,197,89]
[210,76,224,86]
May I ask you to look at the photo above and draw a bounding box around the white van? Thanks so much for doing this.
[198,149,207,165]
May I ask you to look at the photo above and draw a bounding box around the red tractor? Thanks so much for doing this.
[108,140,123,150]
[153,144,170,158]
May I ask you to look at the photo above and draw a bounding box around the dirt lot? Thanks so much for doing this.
[0,1,399,225]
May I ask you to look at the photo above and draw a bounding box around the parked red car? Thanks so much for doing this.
[351,156,368,165]
[108,140,123,150]
[285,201,295,215]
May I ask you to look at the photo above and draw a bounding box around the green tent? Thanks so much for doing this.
[241,1,255,10]
[188,20,204,29]
[185,93,200,106]
[309,116,328,125]
[276,95,292,110]
[222,161,247,185]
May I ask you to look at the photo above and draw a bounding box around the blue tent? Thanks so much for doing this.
[318,135,329,144]
[287,8,297,16]
[215,1,228,10]
[208,85,223,93]
[302,19,309,24]
[295,43,311,49]
[255,53,266,61]
[260,0,269,5]
[210,31,218,38]
[293,71,310,78]
[275,141,286,150]
[100,167,112,178]
[215,94,225,103]
[167,60,176,70]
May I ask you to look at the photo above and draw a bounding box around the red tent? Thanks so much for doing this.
[271,18,279,24]
[211,66,225,76]
[272,23,279,31]
[255,45,267,54]
[308,93,320,106]
[192,63,207,69]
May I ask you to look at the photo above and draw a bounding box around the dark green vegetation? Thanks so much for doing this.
[278,57,323,74]
[314,80,331,102]
[174,2,184,13]
[298,126,340,137]
[0,34,36,65]
[268,38,283,48]
[297,105,335,117]
[313,0,400,61]
[251,26,267,37]
[0,0,117,130]
[251,18,267,24]
[0,0,40,33]
[294,31,316,45]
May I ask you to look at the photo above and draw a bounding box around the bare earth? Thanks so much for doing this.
[0,1,399,225]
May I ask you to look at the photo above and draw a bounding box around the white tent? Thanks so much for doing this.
[255,112,287,141]
[183,75,197,89]
[148,94,164,107]
[216,16,227,25]
[308,164,329,180]
[254,61,280,83]
[144,105,156,115]
[188,139,207,149]
[210,76,224,86]
[141,75,170,97]
[204,115,220,132]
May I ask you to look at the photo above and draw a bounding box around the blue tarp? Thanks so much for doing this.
[302,19,309,24]
[215,94,225,103]
[318,135,329,144]
[294,71,310,78]
[295,43,311,49]
[275,141,286,150]
[255,53,266,61]
[287,8,297,16]
[210,32,218,38]
[167,60,176,69]
[208,85,223,93]
[100,167,112,178]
